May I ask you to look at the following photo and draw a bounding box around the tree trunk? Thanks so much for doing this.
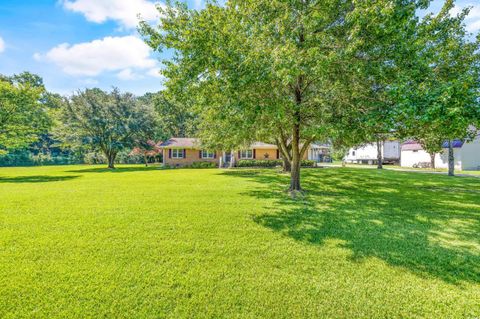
[430,153,435,169]
[282,157,291,172]
[144,154,148,167]
[448,140,454,176]
[290,122,301,192]
[107,152,116,169]
[376,139,383,169]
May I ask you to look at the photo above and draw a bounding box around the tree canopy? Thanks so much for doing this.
[0,72,50,154]
[56,88,160,168]
[139,0,479,190]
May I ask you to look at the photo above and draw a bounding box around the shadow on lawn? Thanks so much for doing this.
[0,175,80,183]
[221,168,480,284]
[67,166,159,174]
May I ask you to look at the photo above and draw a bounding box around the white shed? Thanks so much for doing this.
[400,137,480,170]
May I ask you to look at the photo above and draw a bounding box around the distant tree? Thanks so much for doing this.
[56,88,159,169]
[130,140,161,166]
[0,73,50,154]
[152,91,197,139]
[396,2,480,176]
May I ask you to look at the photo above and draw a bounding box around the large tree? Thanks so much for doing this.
[56,88,159,169]
[395,1,480,176]
[141,0,428,192]
[0,72,50,154]
[141,0,479,188]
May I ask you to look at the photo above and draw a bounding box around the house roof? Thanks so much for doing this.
[310,143,330,149]
[401,140,423,151]
[441,140,464,148]
[250,142,278,149]
[159,138,200,149]
[159,138,326,150]
[401,139,465,151]
[159,138,279,149]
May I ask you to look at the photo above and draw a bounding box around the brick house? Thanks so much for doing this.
[159,138,284,167]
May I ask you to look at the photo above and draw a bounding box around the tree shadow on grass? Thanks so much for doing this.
[0,175,80,183]
[221,168,480,284]
[67,166,159,174]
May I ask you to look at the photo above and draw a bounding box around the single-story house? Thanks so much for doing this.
[400,136,480,170]
[344,140,401,165]
[307,143,332,162]
[159,138,310,167]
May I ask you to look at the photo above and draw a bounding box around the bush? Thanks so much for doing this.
[187,161,217,169]
[301,160,316,167]
[236,159,282,167]
[83,152,106,165]
[0,150,80,167]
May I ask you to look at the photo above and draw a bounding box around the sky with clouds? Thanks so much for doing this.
[0,0,478,96]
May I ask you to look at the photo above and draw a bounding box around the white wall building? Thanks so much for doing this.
[344,141,401,165]
[400,137,480,170]
[307,143,331,162]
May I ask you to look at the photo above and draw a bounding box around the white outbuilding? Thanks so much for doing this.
[344,140,401,165]
[400,136,480,170]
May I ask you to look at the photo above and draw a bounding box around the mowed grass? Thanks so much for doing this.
[0,165,479,318]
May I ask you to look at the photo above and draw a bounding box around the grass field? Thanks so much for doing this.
[0,165,479,318]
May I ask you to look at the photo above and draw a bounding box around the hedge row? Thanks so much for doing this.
[236,159,283,167]
[236,159,316,168]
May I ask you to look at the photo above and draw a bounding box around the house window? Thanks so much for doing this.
[201,150,215,159]
[240,149,253,159]
[352,151,356,156]
[172,149,184,159]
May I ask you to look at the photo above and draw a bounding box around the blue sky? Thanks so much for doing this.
[0,0,478,96]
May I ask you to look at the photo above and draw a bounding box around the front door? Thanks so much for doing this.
[225,151,232,163]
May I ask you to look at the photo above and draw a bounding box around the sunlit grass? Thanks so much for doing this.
[0,165,479,318]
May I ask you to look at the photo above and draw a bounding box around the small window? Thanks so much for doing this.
[240,149,253,159]
[352,151,356,156]
[172,149,184,159]
[413,150,418,153]
[202,150,215,159]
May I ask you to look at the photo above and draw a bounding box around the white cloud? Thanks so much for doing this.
[146,68,164,78]
[0,36,5,53]
[36,35,157,77]
[451,4,480,33]
[117,68,142,80]
[61,0,161,29]
[79,78,99,85]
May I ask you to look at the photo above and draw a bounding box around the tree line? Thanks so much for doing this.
[139,0,480,192]
[0,73,196,168]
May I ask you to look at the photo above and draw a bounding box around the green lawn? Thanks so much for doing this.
[1,165,479,318]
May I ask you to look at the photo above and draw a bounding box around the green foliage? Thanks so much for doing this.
[151,91,198,140]
[0,150,79,167]
[0,165,479,317]
[139,0,456,190]
[0,73,50,153]
[237,159,282,168]
[55,88,160,168]
[300,160,316,167]
[186,161,217,169]
[393,2,480,174]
